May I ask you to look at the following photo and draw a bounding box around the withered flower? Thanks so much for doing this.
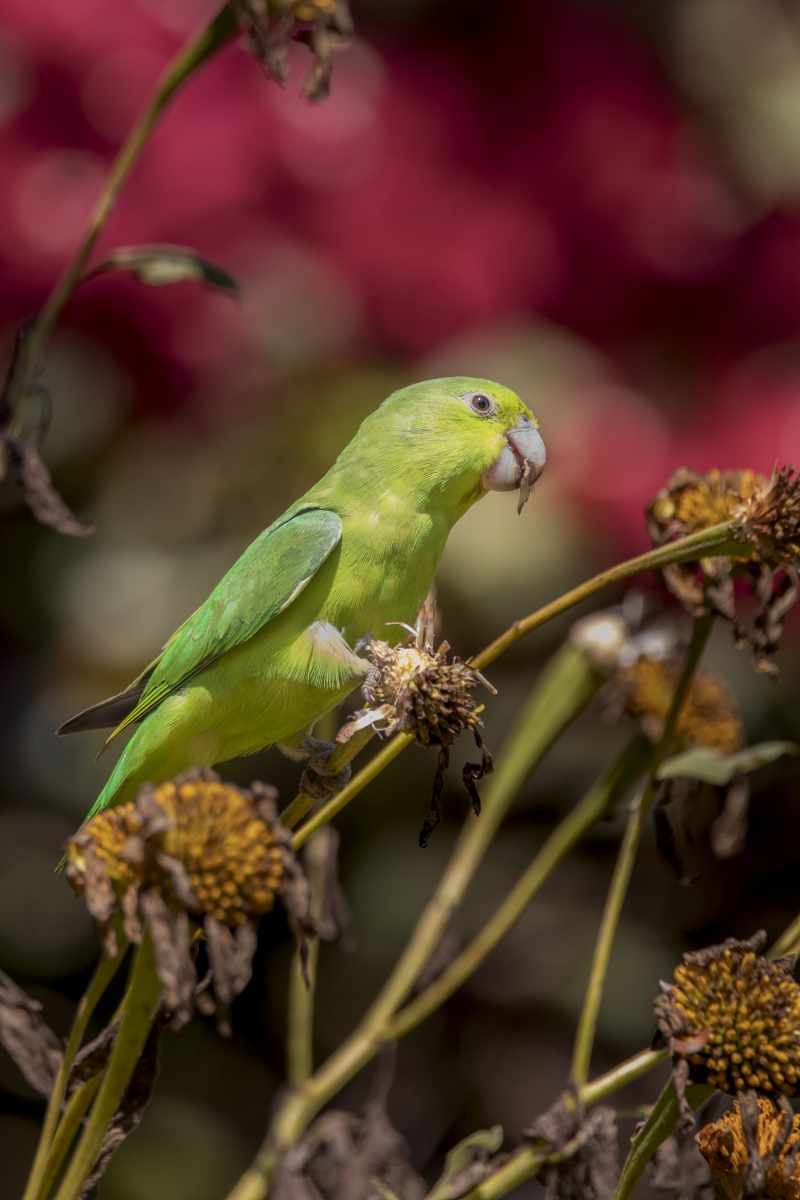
[653,932,800,1113]
[613,655,743,754]
[647,466,800,676]
[231,0,352,101]
[66,769,310,1032]
[698,1096,800,1200]
[339,628,494,847]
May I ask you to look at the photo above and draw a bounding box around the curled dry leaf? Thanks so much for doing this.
[0,969,62,1098]
[526,1097,619,1200]
[85,245,240,293]
[273,1048,426,1200]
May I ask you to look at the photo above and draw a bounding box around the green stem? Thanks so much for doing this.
[52,930,162,1200]
[570,615,714,1087]
[286,828,334,1086]
[225,642,602,1200]
[6,4,238,434]
[23,923,127,1200]
[472,525,735,672]
[38,1074,102,1200]
[457,1048,671,1200]
[280,525,739,848]
[613,1078,715,1200]
[388,735,652,1042]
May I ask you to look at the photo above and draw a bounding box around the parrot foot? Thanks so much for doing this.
[294,737,353,801]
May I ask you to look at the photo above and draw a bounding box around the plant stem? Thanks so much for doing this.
[225,642,602,1200]
[38,1074,103,1200]
[286,828,334,1086]
[613,1078,715,1200]
[6,4,238,434]
[457,1047,671,1200]
[22,923,127,1200]
[570,615,714,1087]
[279,525,739,848]
[769,912,800,958]
[52,930,162,1200]
[472,525,735,671]
[388,735,652,1041]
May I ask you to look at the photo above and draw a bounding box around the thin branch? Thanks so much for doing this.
[286,828,335,1086]
[388,735,652,1041]
[22,919,127,1200]
[570,615,715,1087]
[5,4,238,439]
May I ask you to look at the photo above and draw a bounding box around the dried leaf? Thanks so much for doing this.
[137,891,192,1030]
[5,437,92,536]
[658,742,798,786]
[88,245,239,292]
[0,970,62,1097]
[69,1020,121,1090]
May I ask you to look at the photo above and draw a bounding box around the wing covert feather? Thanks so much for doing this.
[110,507,342,736]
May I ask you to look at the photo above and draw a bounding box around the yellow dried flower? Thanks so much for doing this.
[615,656,743,754]
[66,770,311,1032]
[68,776,284,927]
[653,932,800,1099]
[698,1097,800,1200]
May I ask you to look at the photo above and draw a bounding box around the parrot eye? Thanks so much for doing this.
[463,391,496,416]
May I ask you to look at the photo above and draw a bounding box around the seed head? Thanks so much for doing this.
[66,770,311,1032]
[67,775,285,927]
[340,630,495,845]
[654,932,800,1098]
[698,1097,800,1200]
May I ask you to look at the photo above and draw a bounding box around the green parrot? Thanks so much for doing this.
[59,377,546,822]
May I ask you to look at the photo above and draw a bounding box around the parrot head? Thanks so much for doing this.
[383,376,546,515]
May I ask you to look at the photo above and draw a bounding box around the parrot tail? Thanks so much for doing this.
[56,684,147,736]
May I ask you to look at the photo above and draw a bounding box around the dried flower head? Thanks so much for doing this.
[647,467,800,676]
[698,1097,800,1200]
[614,655,743,754]
[653,932,800,1100]
[231,0,352,101]
[339,623,494,846]
[67,769,311,1032]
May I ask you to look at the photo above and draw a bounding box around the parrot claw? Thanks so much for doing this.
[296,737,353,800]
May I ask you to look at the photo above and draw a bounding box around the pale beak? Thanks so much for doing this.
[482,419,546,513]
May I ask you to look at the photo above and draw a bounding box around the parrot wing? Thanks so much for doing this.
[58,507,343,744]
